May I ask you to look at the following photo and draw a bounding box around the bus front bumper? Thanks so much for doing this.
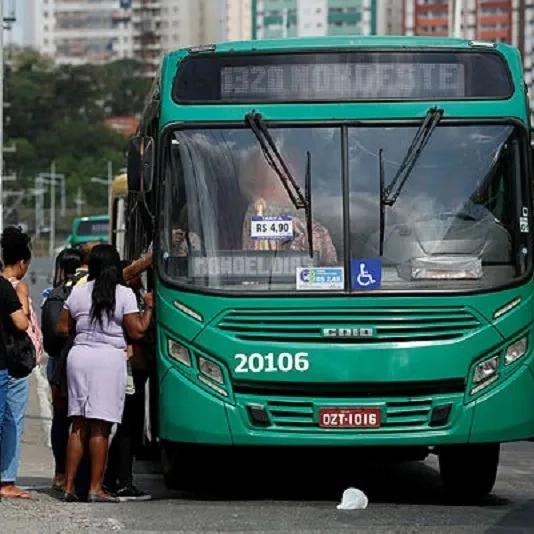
[158,362,534,447]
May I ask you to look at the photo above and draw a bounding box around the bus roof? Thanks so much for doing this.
[76,214,109,222]
[165,35,517,59]
[112,173,127,196]
[147,35,525,129]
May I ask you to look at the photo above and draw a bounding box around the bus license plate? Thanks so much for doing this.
[319,408,381,428]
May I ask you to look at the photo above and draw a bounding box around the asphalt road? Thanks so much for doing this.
[1,364,533,533]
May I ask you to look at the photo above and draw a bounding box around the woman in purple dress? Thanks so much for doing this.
[57,244,153,503]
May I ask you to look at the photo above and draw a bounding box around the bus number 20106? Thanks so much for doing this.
[234,352,310,373]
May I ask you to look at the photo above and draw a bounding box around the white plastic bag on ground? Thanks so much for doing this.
[337,487,369,510]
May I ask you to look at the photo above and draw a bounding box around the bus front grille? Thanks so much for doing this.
[217,307,481,343]
[234,379,465,398]
[259,398,435,430]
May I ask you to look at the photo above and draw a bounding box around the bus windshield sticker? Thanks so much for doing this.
[250,215,293,240]
[296,267,344,290]
[520,207,529,233]
[351,259,382,290]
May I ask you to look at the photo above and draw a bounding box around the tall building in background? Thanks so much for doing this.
[225,0,253,41]
[251,0,401,40]
[31,0,133,65]
[29,0,224,74]
[133,0,222,74]
[402,0,534,115]
[402,0,520,43]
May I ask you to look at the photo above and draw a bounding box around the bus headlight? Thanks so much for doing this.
[198,357,224,384]
[505,337,528,365]
[471,355,499,394]
[168,339,192,367]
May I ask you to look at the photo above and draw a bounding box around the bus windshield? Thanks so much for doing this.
[160,123,529,292]
[77,219,109,237]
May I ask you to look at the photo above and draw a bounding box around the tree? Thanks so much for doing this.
[102,59,152,116]
[3,49,148,215]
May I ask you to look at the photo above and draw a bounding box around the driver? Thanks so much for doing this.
[238,147,337,265]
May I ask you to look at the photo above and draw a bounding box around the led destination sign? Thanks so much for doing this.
[221,62,465,100]
[173,50,513,103]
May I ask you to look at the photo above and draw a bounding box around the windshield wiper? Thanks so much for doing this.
[378,106,444,256]
[245,111,314,260]
[305,151,314,259]
[379,148,386,256]
[382,106,444,207]
[244,111,307,210]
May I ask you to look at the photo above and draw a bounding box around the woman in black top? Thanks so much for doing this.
[0,276,29,501]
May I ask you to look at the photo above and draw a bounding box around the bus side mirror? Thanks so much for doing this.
[127,136,155,193]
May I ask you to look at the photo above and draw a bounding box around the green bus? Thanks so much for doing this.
[125,36,534,500]
[65,214,110,248]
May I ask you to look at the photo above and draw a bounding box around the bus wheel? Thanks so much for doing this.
[438,443,500,503]
[160,440,197,491]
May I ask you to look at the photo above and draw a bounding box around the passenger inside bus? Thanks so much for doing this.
[168,133,247,256]
[238,147,338,265]
[170,204,201,257]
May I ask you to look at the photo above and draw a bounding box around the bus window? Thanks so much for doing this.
[161,127,343,290]
[348,124,521,288]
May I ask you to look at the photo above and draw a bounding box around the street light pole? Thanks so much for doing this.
[75,186,84,216]
[49,161,56,258]
[91,161,114,211]
[107,159,113,209]
[60,175,65,217]
[35,187,40,239]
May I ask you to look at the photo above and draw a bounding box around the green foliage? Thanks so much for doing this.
[3,47,152,211]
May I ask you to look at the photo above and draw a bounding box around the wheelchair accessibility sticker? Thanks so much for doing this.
[296,267,344,290]
[351,259,382,290]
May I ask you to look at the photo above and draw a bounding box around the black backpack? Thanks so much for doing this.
[41,271,85,357]
[4,327,36,379]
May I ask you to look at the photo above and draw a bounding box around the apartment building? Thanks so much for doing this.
[402,0,520,42]
[251,0,402,40]
[29,0,132,65]
[225,0,253,41]
[402,0,534,104]
[28,0,224,74]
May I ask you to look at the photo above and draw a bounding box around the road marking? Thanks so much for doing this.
[34,364,52,448]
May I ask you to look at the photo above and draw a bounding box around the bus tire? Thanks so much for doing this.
[438,443,500,503]
[160,440,197,491]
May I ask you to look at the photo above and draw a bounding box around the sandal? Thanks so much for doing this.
[0,485,32,499]
[63,492,79,502]
[52,476,65,491]
[88,492,119,503]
